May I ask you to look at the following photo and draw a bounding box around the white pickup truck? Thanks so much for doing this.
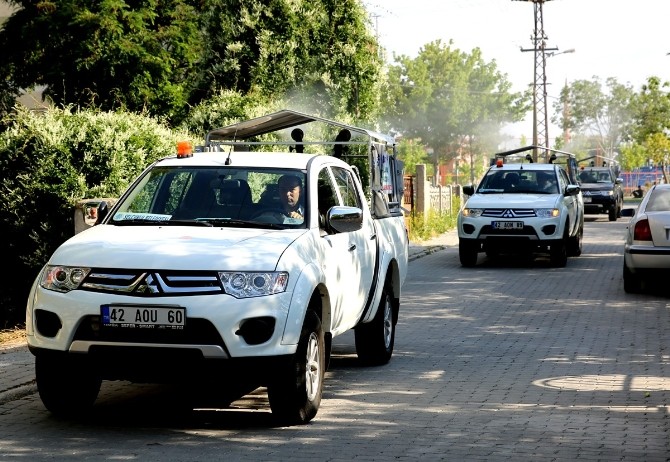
[25,110,409,425]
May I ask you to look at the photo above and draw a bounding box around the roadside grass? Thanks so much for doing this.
[408,208,458,242]
[0,325,26,346]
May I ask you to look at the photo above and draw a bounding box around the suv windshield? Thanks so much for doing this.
[477,169,558,194]
[110,166,307,228]
[578,168,613,184]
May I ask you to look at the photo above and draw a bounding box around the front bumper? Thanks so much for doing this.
[582,195,616,214]
[26,284,298,361]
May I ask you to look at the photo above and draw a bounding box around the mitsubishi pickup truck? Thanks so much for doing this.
[458,146,584,267]
[25,109,409,425]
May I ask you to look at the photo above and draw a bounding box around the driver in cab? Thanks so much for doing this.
[278,174,304,222]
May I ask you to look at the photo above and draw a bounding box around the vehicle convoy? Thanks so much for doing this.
[25,110,409,425]
[577,163,624,221]
[457,146,584,267]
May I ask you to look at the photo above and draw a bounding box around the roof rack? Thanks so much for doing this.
[201,109,395,158]
[491,145,580,183]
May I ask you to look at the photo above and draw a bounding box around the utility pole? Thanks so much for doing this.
[517,0,555,162]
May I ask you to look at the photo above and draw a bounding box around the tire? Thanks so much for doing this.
[550,229,568,267]
[608,207,617,221]
[355,282,396,366]
[623,261,642,293]
[567,224,583,257]
[267,310,325,425]
[459,240,479,267]
[35,353,101,418]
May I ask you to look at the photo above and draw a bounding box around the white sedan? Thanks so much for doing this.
[622,183,670,293]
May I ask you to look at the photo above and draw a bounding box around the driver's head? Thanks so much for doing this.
[278,175,302,210]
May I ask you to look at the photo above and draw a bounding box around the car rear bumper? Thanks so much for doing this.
[624,244,670,270]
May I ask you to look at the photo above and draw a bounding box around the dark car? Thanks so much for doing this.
[578,166,624,221]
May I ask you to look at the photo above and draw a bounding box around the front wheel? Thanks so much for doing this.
[459,240,479,267]
[550,233,568,268]
[567,224,583,257]
[267,310,325,425]
[608,207,617,221]
[35,353,101,418]
[355,282,396,366]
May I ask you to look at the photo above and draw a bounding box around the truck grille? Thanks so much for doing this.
[482,208,536,218]
[81,269,223,296]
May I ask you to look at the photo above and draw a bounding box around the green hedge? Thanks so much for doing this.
[0,106,193,328]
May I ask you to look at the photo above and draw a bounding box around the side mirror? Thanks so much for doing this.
[463,185,475,196]
[565,185,581,196]
[327,206,363,234]
[95,201,110,225]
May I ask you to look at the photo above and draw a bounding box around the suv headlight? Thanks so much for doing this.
[536,208,560,218]
[462,208,484,218]
[40,265,91,293]
[219,271,289,298]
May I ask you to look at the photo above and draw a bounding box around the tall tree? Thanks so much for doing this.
[193,0,383,121]
[628,77,670,181]
[384,39,528,179]
[0,0,203,124]
[553,77,635,161]
[629,76,670,143]
[0,0,382,124]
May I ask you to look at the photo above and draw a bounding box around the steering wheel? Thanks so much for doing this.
[250,208,287,224]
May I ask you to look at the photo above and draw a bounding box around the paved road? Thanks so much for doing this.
[1,217,669,461]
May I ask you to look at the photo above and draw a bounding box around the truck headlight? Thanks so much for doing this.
[536,208,560,218]
[40,265,91,293]
[462,208,484,218]
[219,271,289,298]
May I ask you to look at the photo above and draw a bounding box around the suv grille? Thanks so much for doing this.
[81,269,223,296]
[481,208,536,218]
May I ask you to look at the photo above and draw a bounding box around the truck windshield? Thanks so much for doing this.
[109,166,307,228]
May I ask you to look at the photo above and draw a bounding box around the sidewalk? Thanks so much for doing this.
[0,229,460,405]
[407,228,458,261]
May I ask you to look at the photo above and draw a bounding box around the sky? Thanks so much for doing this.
[364,0,670,147]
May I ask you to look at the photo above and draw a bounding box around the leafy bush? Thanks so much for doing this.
[0,106,193,327]
[407,197,460,242]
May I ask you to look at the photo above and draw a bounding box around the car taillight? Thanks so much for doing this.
[633,219,652,241]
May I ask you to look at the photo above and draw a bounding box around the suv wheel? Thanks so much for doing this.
[355,280,396,365]
[459,240,479,267]
[567,224,583,257]
[267,310,324,425]
[608,207,617,221]
[35,352,101,418]
[550,229,568,267]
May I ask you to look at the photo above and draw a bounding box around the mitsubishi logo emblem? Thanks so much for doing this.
[135,273,161,294]
[502,209,514,218]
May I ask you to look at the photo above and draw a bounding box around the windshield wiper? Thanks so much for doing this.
[198,218,287,230]
[112,218,213,227]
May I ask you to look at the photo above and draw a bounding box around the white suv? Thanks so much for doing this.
[458,148,584,267]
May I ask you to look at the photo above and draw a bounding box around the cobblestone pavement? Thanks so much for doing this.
[1,220,669,461]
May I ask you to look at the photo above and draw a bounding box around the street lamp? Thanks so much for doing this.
[547,48,575,58]
[542,48,575,159]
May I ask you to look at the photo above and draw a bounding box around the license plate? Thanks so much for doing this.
[101,305,185,330]
[492,221,523,230]
[583,196,592,203]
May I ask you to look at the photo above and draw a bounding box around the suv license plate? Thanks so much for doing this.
[492,221,523,230]
[101,305,185,330]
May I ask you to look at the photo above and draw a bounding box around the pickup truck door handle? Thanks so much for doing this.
[348,244,357,252]
[369,234,377,240]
